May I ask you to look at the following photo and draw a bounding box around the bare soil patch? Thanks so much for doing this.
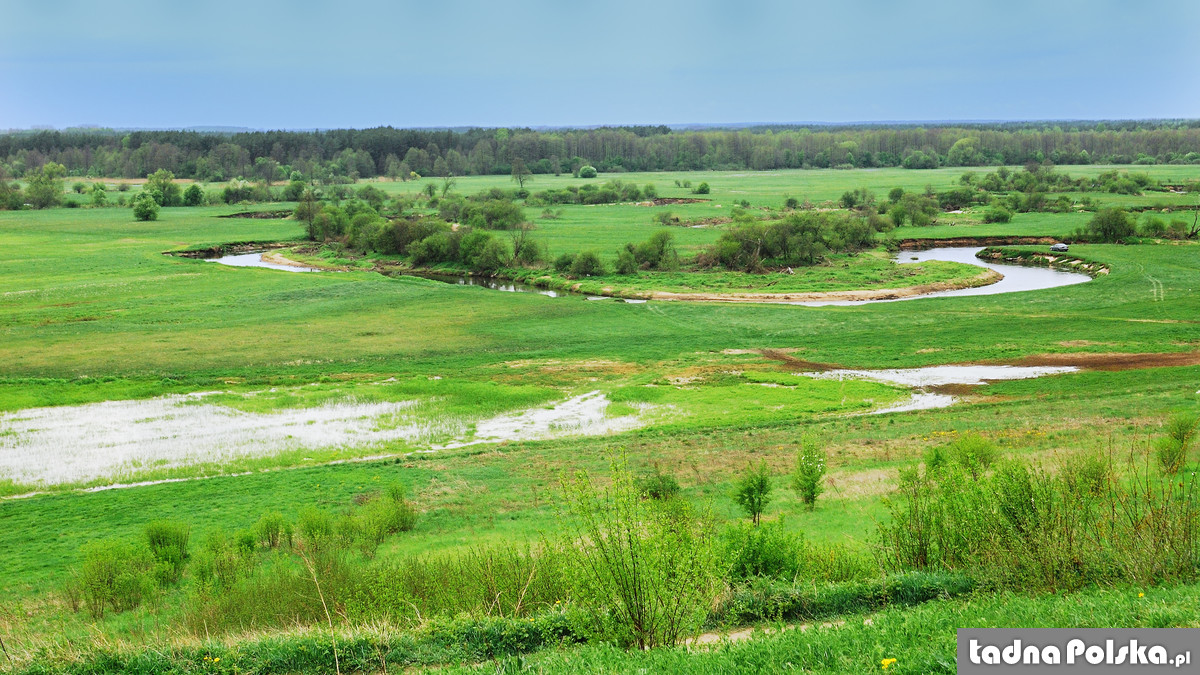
[899,236,1059,250]
[646,197,712,206]
[1015,351,1200,371]
[218,210,294,219]
[759,349,840,372]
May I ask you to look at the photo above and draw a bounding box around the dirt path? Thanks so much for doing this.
[688,619,863,647]
[644,269,1002,303]
[1015,351,1200,371]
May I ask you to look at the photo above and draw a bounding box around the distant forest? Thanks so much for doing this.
[3,120,1200,182]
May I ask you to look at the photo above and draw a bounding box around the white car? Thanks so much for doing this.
[1050,243,1069,252]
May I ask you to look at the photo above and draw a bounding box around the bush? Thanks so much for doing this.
[1157,414,1197,474]
[791,444,827,510]
[636,465,680,500]
[132,193,160,221]
[561,457,721,649]
[254,511,292,549]
[569,251,605,277]
[614,247,637,275]
[578,165,597,178]
[553,252,576,274]
[145,520,191,584]
[982,205,1013,223]
[1086,207,1136,242]
[77,539,158,617]
[183,183,204,206]
[693,182,710,195]
[734,461,773,525]
[722,520,806,581]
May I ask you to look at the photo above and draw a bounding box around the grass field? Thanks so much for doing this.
[1,166,1198,673]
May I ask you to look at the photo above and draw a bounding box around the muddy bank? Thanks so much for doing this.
[644,269,1002,304]
[1015,351,1200,371]
[899,236,1060,250]
[977,247,1110,276]
[167,241,298,260]
[218,210,294,220]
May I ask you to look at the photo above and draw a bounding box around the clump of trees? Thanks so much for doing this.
[528,180,653,206]
[614,231,679,274]
[702,210,880,271]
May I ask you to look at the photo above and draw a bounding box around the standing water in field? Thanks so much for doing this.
[208,252,319,272]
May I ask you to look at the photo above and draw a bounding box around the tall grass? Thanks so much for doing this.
[878,446,1200,590]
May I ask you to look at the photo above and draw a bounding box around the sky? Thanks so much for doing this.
[2,0,1198,130]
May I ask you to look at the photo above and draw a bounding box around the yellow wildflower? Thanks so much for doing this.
[881,658,897,670]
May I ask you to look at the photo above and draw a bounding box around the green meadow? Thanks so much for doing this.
[1,166,1198,673]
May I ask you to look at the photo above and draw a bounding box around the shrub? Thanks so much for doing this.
[791,444,827,510]
[734,461,773,525]
[722,520,806,581]
[578,165,597,178]
[947,432,999,478]
[553,252,576,274]
[183,183,204,206]
[298,507,335,549]
[561,457,721,649]
[614,247,637,275]
[982,205,1013,223]
[132,193,159,221]
[569,251,605,277]
[1086,207,1136,242]
[77,539,157,617]
[693,181,710,195]
[145,519,191,584]
[636,465,680,500]
[254,511,292,549]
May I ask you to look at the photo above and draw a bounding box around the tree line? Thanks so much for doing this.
[3,121,1200,182]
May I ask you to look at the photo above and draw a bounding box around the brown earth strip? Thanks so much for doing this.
[1015,351,1200,371]
[759,349,841,372]
[217,210,294,219]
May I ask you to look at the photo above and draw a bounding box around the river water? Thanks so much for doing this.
[208,247,1093,305]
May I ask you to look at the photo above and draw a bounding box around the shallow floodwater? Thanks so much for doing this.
[794,247,1092,306]
[801,364,1080,414]
[209,252,319,272]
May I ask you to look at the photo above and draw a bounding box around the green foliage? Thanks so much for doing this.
[144,519,190,584]
[982,204,1013,223]
[636,465,680,500]
[577,165,597,179]
[131,192,160,221]
[553,252,576,274]
[562,456,721,649]
[734,461,773,526]
[569,251,605,277]
[721,520,807,581]
[926,432,999,479]
[77,539,157,617]
[790,443,827,510]
[145,169,182,206]
[708,210,877,270]
[879,450,1200,591]
[1086,207,1136,242]
[693,181,710,195]
[1156,413,1197,474]
[25,161,66,209]
[254,511,292,549]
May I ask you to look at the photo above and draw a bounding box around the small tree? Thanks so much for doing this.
[1086,207,1136,242]
[569,250,605,277]
[734,461,772,526]
[578,165,597,179]
[511,157,532,189]
[693,182,710,195]
[183,184,204,206]
[132,193,160,221]
[791,444,827,510]
[145,169,182,206]
[25,161,66,209]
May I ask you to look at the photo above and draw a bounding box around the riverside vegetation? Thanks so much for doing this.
[0,158,1198,673]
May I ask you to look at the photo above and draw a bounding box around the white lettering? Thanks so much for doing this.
[1003,640,1022,665]
[970,639,982,665]
[1042,646,1061,664]
[1022,645,1041,664]
[982,645,1000,665]
[1149,646,1167,665]
[1067,639,1085,665]
[1132,640,1148,664]
[1086,645,1104,665]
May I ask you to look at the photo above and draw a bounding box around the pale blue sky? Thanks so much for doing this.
[2,0,1197,129]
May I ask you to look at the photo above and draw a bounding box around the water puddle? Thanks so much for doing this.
[0,394,431,486]
[800,364,1080,414]
[436,390,644,449]
[208,252,319,272]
